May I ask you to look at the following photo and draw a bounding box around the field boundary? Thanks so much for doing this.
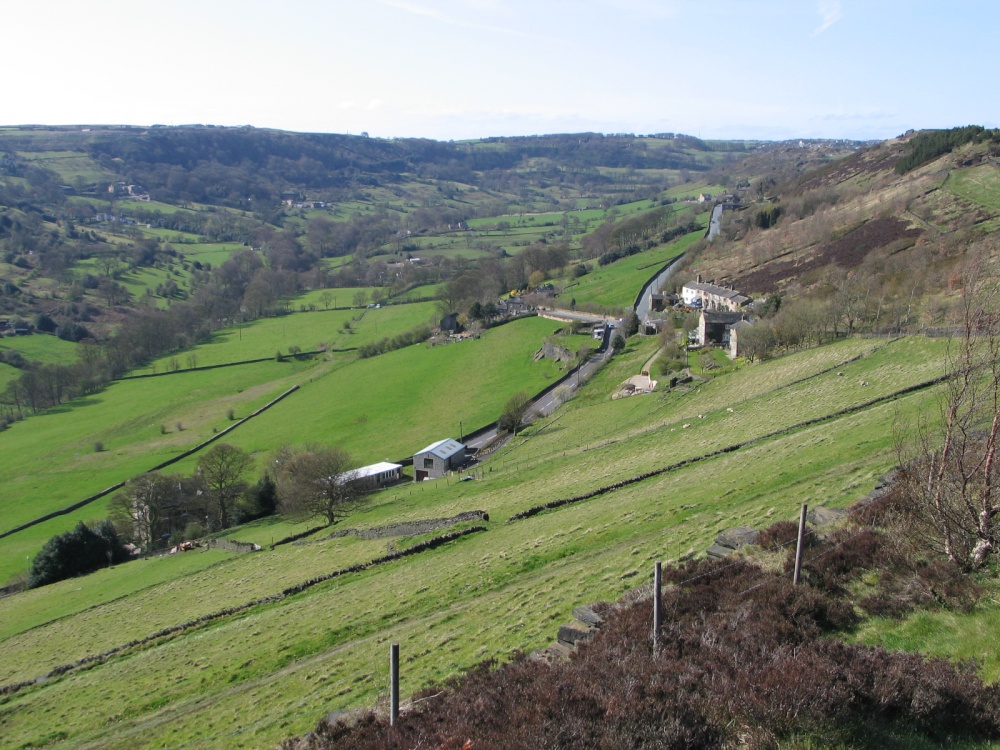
[507,372,948,523]
[0,385,302,541]
[117,350,355,380]
[0,526,486,698]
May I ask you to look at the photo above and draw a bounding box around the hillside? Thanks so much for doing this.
[0,331,983,749]
[680,128,1000,329]
[2,126,1000,749]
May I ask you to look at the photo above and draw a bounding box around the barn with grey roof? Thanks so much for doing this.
[413,438,467,481]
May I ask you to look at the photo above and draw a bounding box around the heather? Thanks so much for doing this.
[285,521,1000,750]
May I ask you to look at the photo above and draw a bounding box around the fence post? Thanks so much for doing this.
[793,504,808,586]
[390,643,399,726]
[652,561,662,653]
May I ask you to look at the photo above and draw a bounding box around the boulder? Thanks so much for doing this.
[706,543,734,559]
[807,506,848,526]
[715,526,759,550]
[557,621,597,648]
[572,603,609,627]
[529,642,574,664]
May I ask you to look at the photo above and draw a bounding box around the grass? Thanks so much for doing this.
[946,164,1000,213]
[288,287,386,310]
[559,226,703,308]
[0,316,567,581]
[177,315,572,468]
[130,301,438,374]
[850,585,1000,684]
[0,360,314,580]
[0,333,972,750]
[0,333,79,366]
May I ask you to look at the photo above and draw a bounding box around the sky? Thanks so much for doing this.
[2,0,997,142]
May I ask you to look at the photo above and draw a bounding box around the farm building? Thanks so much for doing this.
[413,438,466,481]
[697,310,749,348]
[727,318,753,358]
[440,313,462,334]
[650,292,679,312]
[681,278,751,312]
[353,462,403,487]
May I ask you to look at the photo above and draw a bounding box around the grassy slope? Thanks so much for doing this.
[0,316,568,581]
[0,334,79,365]
[0,334,975,750]
[559,226,704,308]
[130,301,439,374]
[172,315,572,468]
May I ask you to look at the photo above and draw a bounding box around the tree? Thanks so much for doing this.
[498,391,532,434]
[622,310,640,337]
[197,443,253,529]
[108,472,186,550]
[612,333,626,353]
[29,521,129,588]
[353,290,368,308]
[273,445,372,525]
[242,474,278,520]
[893,265,1000,569]
[738,320,776,362]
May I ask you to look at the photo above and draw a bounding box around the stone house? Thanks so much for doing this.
[697,310,749,347]
[681,278,751,312]
[413,439,466,481]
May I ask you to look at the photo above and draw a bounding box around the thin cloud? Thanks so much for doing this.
[813,0,842,35]
[374,0,551,40]
[595,0,680,21]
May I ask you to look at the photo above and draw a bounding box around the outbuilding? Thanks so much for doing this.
[413,438,466,481]
[353,462,403,487]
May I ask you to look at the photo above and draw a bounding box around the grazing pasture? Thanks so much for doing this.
[0,334,958,750]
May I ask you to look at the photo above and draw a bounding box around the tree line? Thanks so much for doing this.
[27,442,376,589]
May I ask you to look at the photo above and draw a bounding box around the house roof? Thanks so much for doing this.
[415,438,465,460]
[702,311,748,325]
[354,462,403,479]
[683,281,750,305]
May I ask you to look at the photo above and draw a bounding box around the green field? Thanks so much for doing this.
[946,164,1000,218]
[0,334,79,365]
[0,360,311,536]
[170,315,573,469]
[0,315,568,581]
[0,333,967,750]
[289,287,386,310]
[559,226,703,308]
[130,301,439,374]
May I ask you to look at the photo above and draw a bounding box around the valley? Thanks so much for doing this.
[1,125,1000,748]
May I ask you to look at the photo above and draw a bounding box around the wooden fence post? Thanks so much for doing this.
[390,643,399,726]
[793,504,808,586]
[652,561,662,653]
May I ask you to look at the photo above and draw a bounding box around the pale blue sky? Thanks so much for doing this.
[3,0,996,141]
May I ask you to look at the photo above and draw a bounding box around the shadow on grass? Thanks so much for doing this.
[42,396,104,414]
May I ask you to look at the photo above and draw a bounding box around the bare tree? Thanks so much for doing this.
[108,472,187,550]
[894,260,1000,569]
[197,443,253,529]
[273,445,372,526]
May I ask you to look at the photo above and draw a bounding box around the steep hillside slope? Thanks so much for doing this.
[685,129,1000,327]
